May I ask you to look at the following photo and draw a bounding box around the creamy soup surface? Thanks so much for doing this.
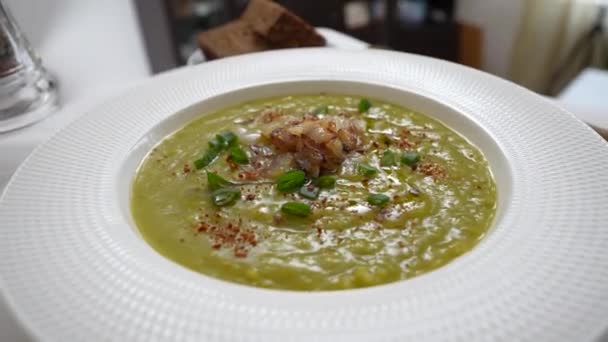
[132,94,497,291]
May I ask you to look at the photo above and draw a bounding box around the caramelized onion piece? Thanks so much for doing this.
[265,115,364,176]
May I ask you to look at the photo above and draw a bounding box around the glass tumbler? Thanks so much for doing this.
[0,2,58,132]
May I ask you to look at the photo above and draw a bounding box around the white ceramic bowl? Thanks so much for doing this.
[1,49,607,341]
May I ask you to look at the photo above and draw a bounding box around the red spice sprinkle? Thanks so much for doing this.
[417,162,446,179]
[226,156,239,170]
[234,248,248,258]
[196,222,209,233]
[246,194,256,201]
[397,139,413,149]
[194,219,258,257]
[238,170,258,180]
[183,164,192,174]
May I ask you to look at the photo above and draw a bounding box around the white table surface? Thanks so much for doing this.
[558,68,608,138]
[0,1,606,341]
[0,0,151,188]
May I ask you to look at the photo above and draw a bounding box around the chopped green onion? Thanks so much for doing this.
[380,150,397,167]
[207,172,233,191]
[229,146,249,164]
[358,98,372,112]
[299,184,320,199]
[401,151,421,166]
[194,148,220,169]
[276,170,306,192]
[367,193,390,206]
[195,132,240,169]
[211,187,241,207]
[208,135,225,150]
[281,201,311,217]
[313,105,328,115]
[358,163,379,178]
[219,131,238,147]
[316,175,336,189]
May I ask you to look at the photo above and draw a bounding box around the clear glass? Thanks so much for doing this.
[0,1,58,132]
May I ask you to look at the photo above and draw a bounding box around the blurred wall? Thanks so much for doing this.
[456,0,524,77]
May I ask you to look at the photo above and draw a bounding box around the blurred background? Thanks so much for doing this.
[137,0,608,97]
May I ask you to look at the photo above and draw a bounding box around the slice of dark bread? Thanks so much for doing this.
[241,0,325,48]
[197,20,270,60]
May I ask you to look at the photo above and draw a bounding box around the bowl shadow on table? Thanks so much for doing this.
[0,294,33,342]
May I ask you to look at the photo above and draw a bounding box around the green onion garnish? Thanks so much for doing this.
[358,98,372,112]
[211,187,241,207]
[229,146,249,164]
[209,132,239,149]
[281,201,312,217]
[194,132,240,169]
[358,163,379,178]
[401,151,420,166]
[207,172,234,191]
[276,170,306,193]
[316,175,336,189]
[313,105,328,115]
[367,193,390,206]
[194,148,220,169]
[380,150,397,167]
[208,135,225,150]
[219,131,238,147]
